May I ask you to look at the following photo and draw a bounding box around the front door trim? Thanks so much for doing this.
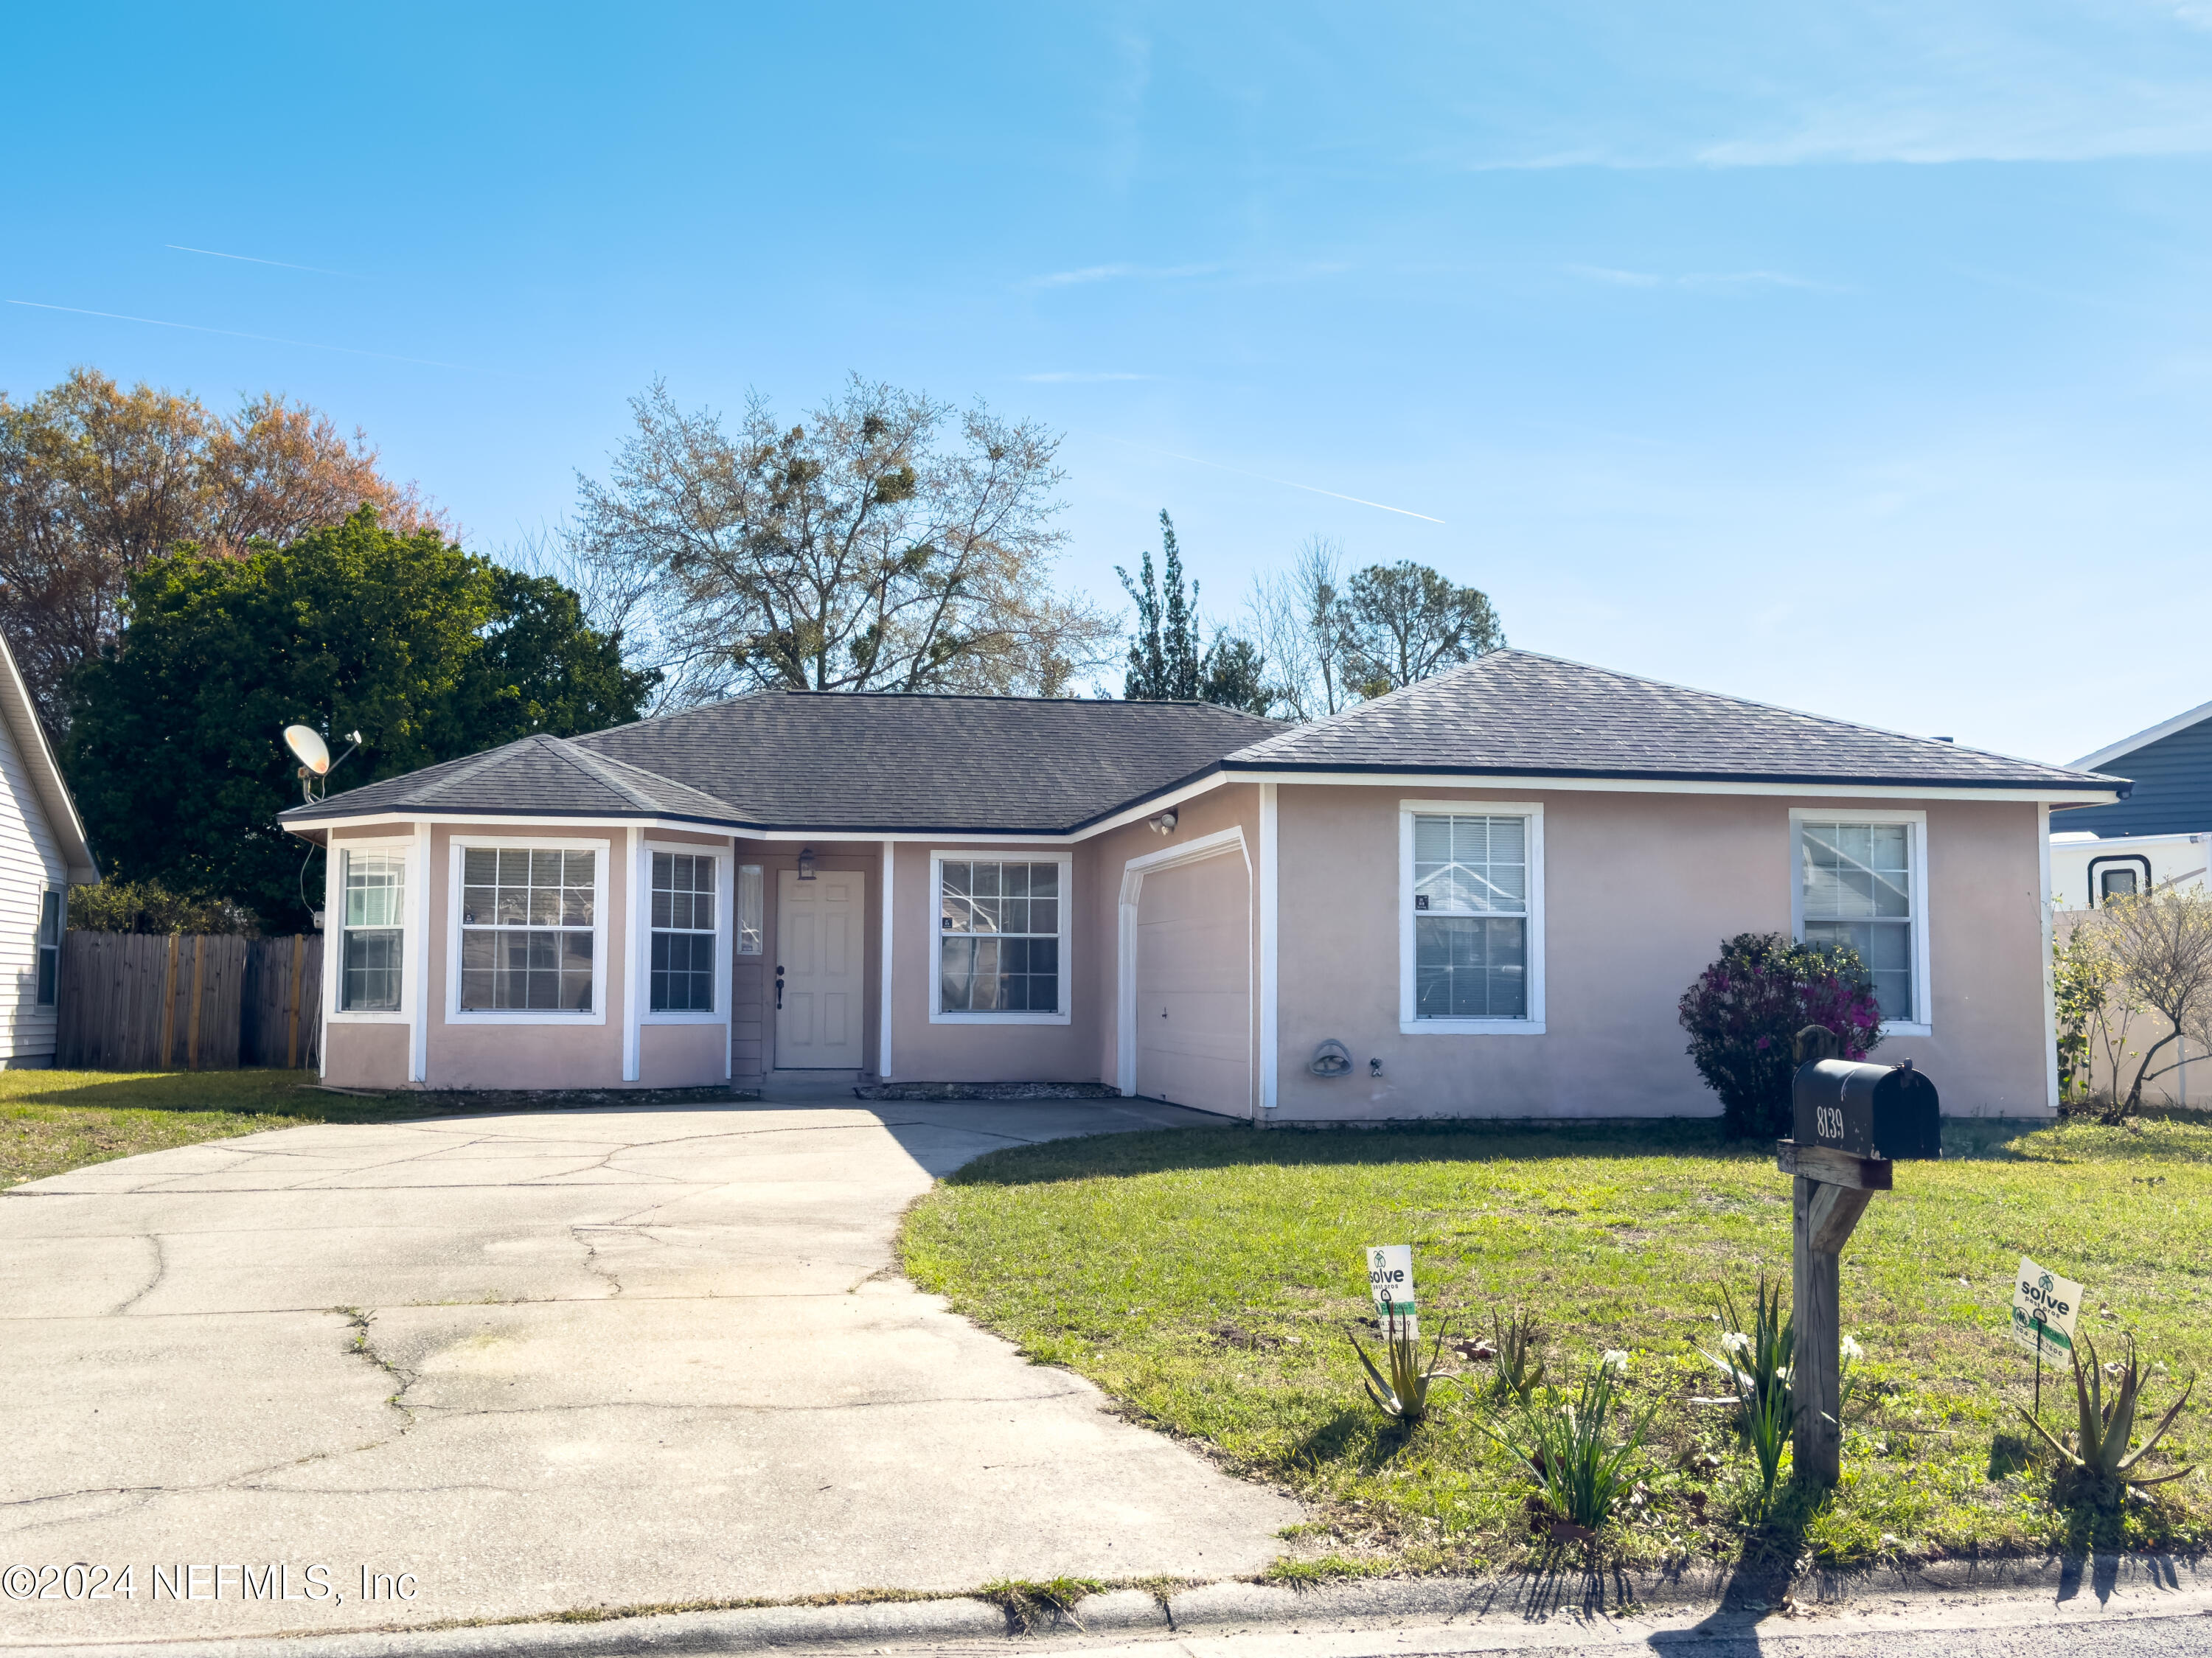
[1116,825,1251,1102]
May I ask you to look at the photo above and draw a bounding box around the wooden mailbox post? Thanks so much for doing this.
[1775,1027,1942,1483]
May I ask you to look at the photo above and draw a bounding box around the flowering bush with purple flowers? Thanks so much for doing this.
[1677,932,1882,1138]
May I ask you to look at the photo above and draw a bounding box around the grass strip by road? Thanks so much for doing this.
[1,1068,757,1188]
[900,1112,2212,1573]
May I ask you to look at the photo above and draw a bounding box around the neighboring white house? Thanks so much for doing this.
[0,635,99,1067]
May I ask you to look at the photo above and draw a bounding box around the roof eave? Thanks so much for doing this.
[1217,758,2129,798]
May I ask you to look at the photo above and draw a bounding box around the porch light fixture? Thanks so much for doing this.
[797,846,817,881]
[1147,808,1178,836]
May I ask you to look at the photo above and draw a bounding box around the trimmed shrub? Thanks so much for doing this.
[1677,932,1881,1138]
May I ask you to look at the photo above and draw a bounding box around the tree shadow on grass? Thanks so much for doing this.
[0,1071,757,1124]
[941,1120,1756,1188]
[1284,1405,1439,1479]
[937,1108,2087,1190]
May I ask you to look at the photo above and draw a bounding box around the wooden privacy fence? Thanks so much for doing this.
[57,932,323,1071]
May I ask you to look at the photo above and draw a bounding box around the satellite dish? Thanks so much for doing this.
[283,725,332,776]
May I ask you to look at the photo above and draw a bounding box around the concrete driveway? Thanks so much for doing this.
[0,1093,1296,1645]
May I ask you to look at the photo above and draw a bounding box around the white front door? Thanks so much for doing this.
[776,869,866,1069]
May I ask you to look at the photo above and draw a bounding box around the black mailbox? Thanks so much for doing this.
[1792,1059,1941,1161]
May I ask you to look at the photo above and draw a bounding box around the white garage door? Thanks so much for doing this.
[1134,851,1251,1115]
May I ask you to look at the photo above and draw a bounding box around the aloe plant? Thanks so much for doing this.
[1346,1312,1455,1424]
[1479,1353,1657,1533]
[1491,1306,1546,1404]
[2016,1335,2197,1496]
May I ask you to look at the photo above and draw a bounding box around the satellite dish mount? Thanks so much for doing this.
[284,725,364,803]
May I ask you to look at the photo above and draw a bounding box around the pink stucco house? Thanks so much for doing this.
[278,651,2124,1120]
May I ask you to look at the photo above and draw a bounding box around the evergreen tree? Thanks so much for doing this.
[1117,510,1206,700]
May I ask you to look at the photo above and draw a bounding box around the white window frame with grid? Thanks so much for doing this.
[641,840,734,1025]
[328,837,415,1025]
[446,837,610,1025]
[1790,808,1931,1036]
[928,851,1074,1025]
[1397,801,1546,1036]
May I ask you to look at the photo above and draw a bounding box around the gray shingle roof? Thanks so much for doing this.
[1221,649,2124,794]
[280,652,2122,837]
[281,694,1287,834]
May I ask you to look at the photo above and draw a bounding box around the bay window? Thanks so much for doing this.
[340,847,407,1013]
[650,850,716,1013]
[457,846,598,1013]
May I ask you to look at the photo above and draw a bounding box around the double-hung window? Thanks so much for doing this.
[650,851,716,1013]
[934,857,1067,1020]
[341,849,406,1013]
[459,848,597,1012]
[1795,815,1925,1028]
[35,890,60,1008]
[1399,803,1544,1033]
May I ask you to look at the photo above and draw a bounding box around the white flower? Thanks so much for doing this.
[1720,1331,1753,1355]
[1840,1335,1864,1364]
[1601,1349,1630,1374]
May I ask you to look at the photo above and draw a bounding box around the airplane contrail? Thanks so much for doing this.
[167,244,364,279]
[6,299,482,372]
[1093,433,1445,524]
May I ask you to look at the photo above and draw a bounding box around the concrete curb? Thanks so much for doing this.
[15,1557,2211,1658]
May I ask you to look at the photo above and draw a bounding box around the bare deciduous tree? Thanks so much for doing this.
[2070,887,2212,1114]
[0,367,441,732]
[1245,534,1349,722]
[555,377,1118,709]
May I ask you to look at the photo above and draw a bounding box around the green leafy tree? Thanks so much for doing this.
[1200,634,1270,715]
[66,508,653,930]
[1338,560,1503,698]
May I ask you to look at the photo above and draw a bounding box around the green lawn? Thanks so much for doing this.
[900,1113,2212,1573]
[0,1070,756,1188]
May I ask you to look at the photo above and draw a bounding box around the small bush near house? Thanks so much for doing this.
[1678,932,1882,1138]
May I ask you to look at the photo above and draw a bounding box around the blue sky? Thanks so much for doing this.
[7,3,2212,762]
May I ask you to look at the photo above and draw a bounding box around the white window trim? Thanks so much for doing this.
[1397,800,1547,1036]
[928,849,1074,1025]
[641,839,734,1026]
[446,835,611,1025]
[329,835,417,1025]
[1789,807,1932,1037]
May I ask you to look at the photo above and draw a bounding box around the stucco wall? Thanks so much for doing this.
[886,838,1094,1082]
[324,1020,408,1089]
[1271,785,2050,1122]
